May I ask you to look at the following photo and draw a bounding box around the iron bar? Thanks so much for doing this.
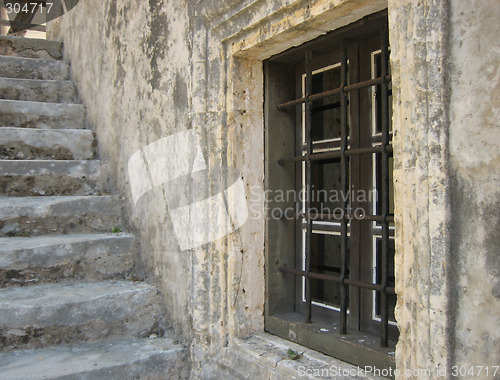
[278,145,392,165]
[278,266,396,294]
[339,39,349,335]
[379,21,390,348]
[277,75,391,110]
[304,50,313,324]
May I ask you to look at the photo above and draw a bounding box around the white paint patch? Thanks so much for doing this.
[128,150,152,205]
[128,130,248,250]
[142,130,207,188]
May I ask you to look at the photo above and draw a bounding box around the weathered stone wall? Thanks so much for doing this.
[51,0,499,378]
[448,0,500,371]
[388,0,451,375]
[389,1,500,376]
[53,1,194,341]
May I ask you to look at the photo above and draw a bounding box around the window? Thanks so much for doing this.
[264,11,396,369]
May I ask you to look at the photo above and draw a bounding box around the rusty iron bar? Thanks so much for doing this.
[278,145,392,165]
[278,266,396,294]
[379,20,390,348]
[277,75,391,110]
[304,50,313,324]
[339,38,349,335]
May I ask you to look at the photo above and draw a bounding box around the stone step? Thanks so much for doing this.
[0,78,78,103]
[0,160,108,196]
[0,128,94,160]
[0,36,63,60]
[0,281,162,350]
[0,99,85,129]
[0,195,122,237]
[0,233,137,286]
[0,338,186,380]
[0,55,69,80]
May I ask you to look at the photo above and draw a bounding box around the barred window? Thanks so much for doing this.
[264,10,397,369]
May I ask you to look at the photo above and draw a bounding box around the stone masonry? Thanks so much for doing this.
[5,1,495,379]
[0,35,187,379]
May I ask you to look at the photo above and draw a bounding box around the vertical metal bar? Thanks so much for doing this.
[380,21,390,347]
[339,39,349,334]
[305,50,313,323]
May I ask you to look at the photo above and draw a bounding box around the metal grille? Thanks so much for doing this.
[276,21,394,347]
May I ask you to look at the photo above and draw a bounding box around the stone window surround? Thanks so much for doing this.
[194,0,451,375]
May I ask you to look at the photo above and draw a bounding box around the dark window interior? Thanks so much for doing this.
[264,10,397,370]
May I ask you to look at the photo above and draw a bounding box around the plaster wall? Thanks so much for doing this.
[54,1,194,340]
[448,0,500,370]
[52,0,499,378]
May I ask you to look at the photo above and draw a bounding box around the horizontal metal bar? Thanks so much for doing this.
[279,266,396,294]
[278,145,392,165]
[277,75,391,110]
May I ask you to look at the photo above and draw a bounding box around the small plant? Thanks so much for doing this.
[173,340,179,345]
[286,348,302,360]
[111,226,122,233]
[14,231,31,237]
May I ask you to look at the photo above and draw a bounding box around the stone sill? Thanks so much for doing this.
[220,333,390,379]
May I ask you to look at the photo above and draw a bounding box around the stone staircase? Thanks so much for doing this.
[0,36,186,379]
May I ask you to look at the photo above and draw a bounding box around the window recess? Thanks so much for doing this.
[264,10,397,371]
